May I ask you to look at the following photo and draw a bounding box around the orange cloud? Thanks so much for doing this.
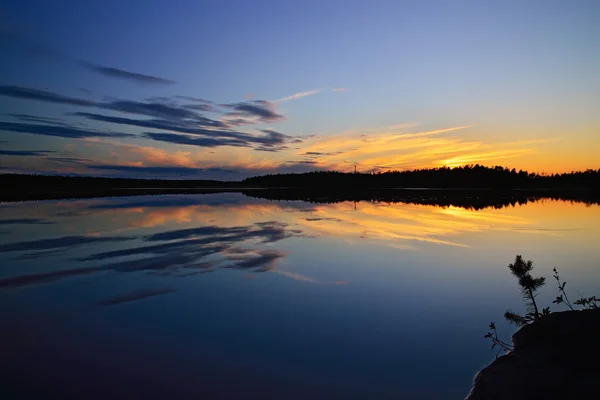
[128,145,194,167]
[294,124,564,173]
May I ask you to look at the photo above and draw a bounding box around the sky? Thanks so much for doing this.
[1,0,599,180]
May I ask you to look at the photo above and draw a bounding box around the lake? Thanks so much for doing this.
[1,194,599,399]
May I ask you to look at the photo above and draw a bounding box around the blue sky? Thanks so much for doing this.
[1,0,599,179]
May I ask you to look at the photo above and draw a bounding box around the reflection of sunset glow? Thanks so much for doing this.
[292,202,533,248]
[4,196,599,253]
[2,196,599,290]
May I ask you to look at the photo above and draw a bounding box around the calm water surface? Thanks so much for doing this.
[1,194,599,399]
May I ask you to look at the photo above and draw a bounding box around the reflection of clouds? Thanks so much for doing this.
[226,249,285,272]
[0,221,305,288]
[94,288,176,307]
[0,235,134,253]
[0,266,101,288]
[2,195,596,291]
[273,270,320,284]
[291,203,534,248]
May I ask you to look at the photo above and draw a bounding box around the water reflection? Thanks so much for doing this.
[243,189,600,210]
[0,220,309,287]
[1,194,599,398]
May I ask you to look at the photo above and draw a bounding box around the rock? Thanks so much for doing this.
[466,309,600,400]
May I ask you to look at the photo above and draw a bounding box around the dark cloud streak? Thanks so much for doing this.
[87,165,239,176]
[82,63,176,85]
[0,121,135,139]
[0,85,96,106]
[8,114,66,125]
[0,85,302,152]
[0,149,54,156]
[224,100,284,123]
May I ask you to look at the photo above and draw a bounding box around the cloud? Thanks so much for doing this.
[72,112,227,131]
[142,132,250,148]
[0,121,135,139]
[273,89,321,103]
[0,85,96,106]
[46,157,87,164]
[175,96,217,111]
[8,113,66,125]
[332,88,348,92]
[302,151,343,156]
[142,128,289,150]
[0,218,54,225]
[285,160,319,165]
[2,22,175,86]
[175,96,214,104]
[299,124,478,172]
[74,107,297,152]
[254,146,289,152]
[224,100,284,123]
[87,165,239,176]
[81,63,176,85]
[101,100,203,121]
[1,86,222,126]
[0,86,302,151]
[182,103,214,112]
[0,149,54,156]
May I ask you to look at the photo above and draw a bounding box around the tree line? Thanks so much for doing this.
[242,165,600,189]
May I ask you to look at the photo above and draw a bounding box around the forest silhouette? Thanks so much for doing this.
[2,165,599,206]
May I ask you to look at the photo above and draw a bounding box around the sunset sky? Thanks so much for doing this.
[1,0,598,180]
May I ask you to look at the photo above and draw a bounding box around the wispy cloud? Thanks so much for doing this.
[87,165,239,176]
[272,89,321,103]
[1,20,176,85]
[223,100,285,123]
[0,85,96,106]
[332,88,348,92]
[0,149,54,156]
[0,85,303,151]
[292,124,561,172]
[0,121,134,139]
[81,63,176,85]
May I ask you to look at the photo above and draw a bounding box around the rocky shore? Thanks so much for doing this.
[466,309,600,399]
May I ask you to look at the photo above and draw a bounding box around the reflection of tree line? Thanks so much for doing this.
[2,165,599,203]
[0,173,241,201]
[242,189,600,210]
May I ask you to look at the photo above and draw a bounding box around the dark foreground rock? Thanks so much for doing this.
[466,309,600,400]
